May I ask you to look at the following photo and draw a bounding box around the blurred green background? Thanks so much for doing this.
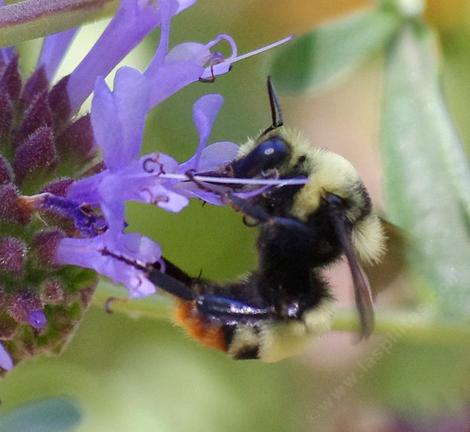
[2,1,470,430]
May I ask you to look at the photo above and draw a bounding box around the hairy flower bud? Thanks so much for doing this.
[0,237,27,276]
[0,184,31,225]
[14,127,57,185]
[0,155,13,184]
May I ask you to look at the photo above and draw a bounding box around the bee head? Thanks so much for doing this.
[230,75,386,266]
[229,132,290,178]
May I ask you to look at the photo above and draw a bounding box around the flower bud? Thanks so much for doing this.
[0,237,27,276]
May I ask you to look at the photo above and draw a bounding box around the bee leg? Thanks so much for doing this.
[196,294,275,322]
[220,192,270,222]
[147,265,196,301]
[149,263,275,323]
[222,192,310,233]
[184,169,228,194]
[160,257,194,287]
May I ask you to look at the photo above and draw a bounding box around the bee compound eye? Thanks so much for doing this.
[324,193,344,208]
[231,137,289,178]
[257,138,288,167]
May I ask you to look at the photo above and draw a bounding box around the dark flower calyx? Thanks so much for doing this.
[0,156,13,184]
[0,95,13,139]
[48,76,71,130]
[56,114,95,164]
[42,178,74,196]
[13,126,57,185]
[7,290,45,330]
[0,56,21,103]
[0,184,32,224]
[15,90,53,146]
[40,279,65,304]
[20,67,49,108]
[32,229,64,268]
[0,237,27,276]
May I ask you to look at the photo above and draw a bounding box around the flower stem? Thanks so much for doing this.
[0,0,119,47]
[93,282,172,321]
[92,284,470,345]
[332,309,470,344]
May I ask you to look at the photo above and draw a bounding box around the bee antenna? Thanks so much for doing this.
[265,76,284,133]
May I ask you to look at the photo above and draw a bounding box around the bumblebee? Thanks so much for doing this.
[148,78,386,362]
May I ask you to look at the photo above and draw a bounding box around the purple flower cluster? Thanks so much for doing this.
[56,3,292,294]
[0,0,292,372]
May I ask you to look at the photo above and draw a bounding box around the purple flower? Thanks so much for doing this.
[0,0,203,373]
[0,343,13,372]
[27,310,47,330]
[66,0,196,112]
[37,28,77,83]
[57,232,161,298]
[58,78,231,296]
[55,3,293,297]
[0,0,294,372]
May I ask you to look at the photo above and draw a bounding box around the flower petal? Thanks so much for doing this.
[0,1,15,67]
[0,47,14,67]
[67,0,186,112]
[66,171,105,205]
[175,0,197,13]
[56,232,161,298]
[27,309,47,330]
[190,94,224,170]
[179,140,238,173]
[197,141,239,170]
[90,77,122,167]
[145,0,175,71]
[0,342,13,371]
[91,68,149,170]
[144,34,239,109]
[176,141,239,205]
[38,28,78,82]
[119,232,161,263]
[146,59,204,109]
[165,42,210,63]
[68,151,189,226]
[99,174,126,233]
[134,180,189,212]
[144,37,219,109]
[180,189,225,206]
[113,68,150,163]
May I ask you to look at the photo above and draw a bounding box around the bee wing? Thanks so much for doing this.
[330,212,375,339]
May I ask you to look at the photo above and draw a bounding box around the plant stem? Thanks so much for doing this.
[0,0,118,47]
[332,309,470,344]
[91,287,470,344]
[93,283,172,321]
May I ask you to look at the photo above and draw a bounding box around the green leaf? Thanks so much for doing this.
[381,24,470,320]
[0,397,82,432]
[269,7,401,93]
[0,0,118,47]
